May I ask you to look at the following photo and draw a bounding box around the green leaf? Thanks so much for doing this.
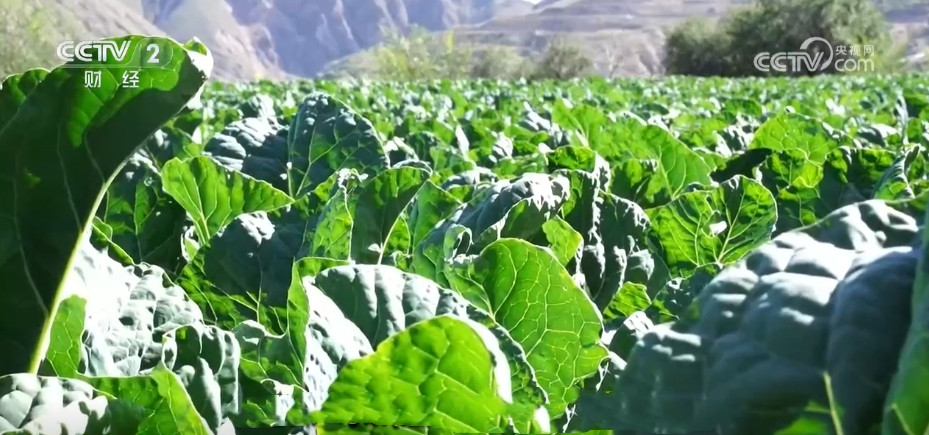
[602,282,651,324]
[550,100,607,149]
[0,69,48,130]
[162,156,293,242]
[158,324,241,432]
[875,147,928,201]
[233,258,372,426]
[0,36,211,376]
[286,93,390,197]
[203,116,290,193]
[179,208,309,334]
[749,113,849,163]
[615,201,920,434]
[760,149,824,231]
[39,295,86,378]
[97,154,187,270]
[351,167,429,264]
[540,216,583,266]
[55,243,203,377]
[461,239,608,416]
[0,374,144,434]
[309,263,551,432]
[750,113,850,232]
[413,174,570,285]
[311,265,462,346]
[311,184,355,260]
[314,316,513,432]
[587,192,658,308]
[607,115,712,207]
[408,181,461,247]
[87,367,212,435]
[647,175,777,277]
[883,209,929,435]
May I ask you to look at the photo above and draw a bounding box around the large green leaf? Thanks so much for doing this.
[176,169,356,334]
[748,112,848,162]
[96,153,187,271]
[313,316,515,432]
[875,146,929,202]
[581,188,658,309]
[310,263,551,432]
[312,265,456,346]
[883,207,929,435]
[286,93,390,197]
[0,36,212,376]
[607,115,713,207]
[0,69,48,130]
[158,324,241,432]
[233,258,372,427]
[45,244,204,377]
[457,239,608,416]
[413,174,570,285]
[311,183,355,260]
[647,175,777,278]
[86,367,213,435]
[351,167,429,264]
[408,181,461,247]
[0,374,143,434]
[818,147,897,210]
[179,207,309,334]
[203,116,290,192]
[550,100,608,149]
[162,156,293,242]
[40,243,239,432]
[750,113,850,231]
[614,201,921,434]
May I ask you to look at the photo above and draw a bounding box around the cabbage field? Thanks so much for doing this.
[2,36,929,435]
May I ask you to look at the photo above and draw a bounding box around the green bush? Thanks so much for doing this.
[664,18,734,77]
[469,45,528,79]
[528,35,594,80]
[665,0,895,77]
[372,26,472,81]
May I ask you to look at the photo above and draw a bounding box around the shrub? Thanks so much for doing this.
[665,0,893,77]
[528,35,594,80]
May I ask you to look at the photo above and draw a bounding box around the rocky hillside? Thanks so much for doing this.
[29,0,929,80]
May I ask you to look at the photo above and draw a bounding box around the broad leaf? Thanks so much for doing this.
[97,153,187,271]
[286,93,390,197]
[458,239,608,416]
[607,115,713,207]
[233,258,372,426]
[647,175,777,277]
[0,36,211,376]
[162,156,293,242]
[0,69,48,130]
[351,167,429,264]
[314,316,514,432]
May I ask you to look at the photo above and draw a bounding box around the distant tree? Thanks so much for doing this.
[372,26,474,81]
[595,40,625,78]
[529,35,594,79]
[468,45,528,79]
[0,0,60,77]
[664,18,733,76]
[664,0,895,77]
